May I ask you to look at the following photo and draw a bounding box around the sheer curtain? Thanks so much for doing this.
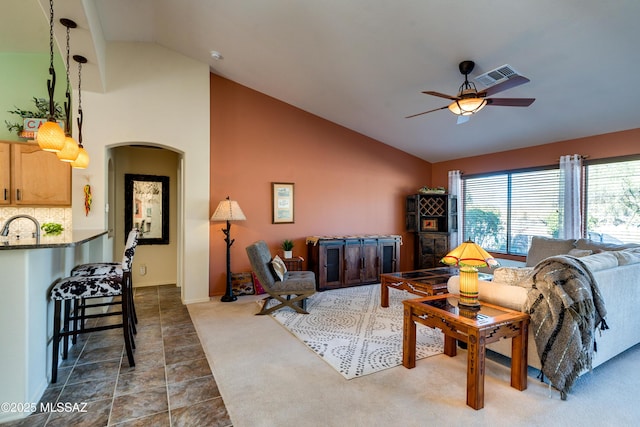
[448,170,463,248]
[560,154,583,239]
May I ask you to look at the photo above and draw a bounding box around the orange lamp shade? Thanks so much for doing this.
[37,121,66,152]
[71,146,90,169]
[56,136,80,162]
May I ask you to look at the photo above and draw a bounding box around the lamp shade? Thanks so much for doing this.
[211,198,246,222]
[37,121,66,152]
[441,239,498,268]
[70,146,90,169]
[448,98,487,116]
[56,135,80,162]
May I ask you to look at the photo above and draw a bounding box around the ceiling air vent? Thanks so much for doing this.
[474,64,521,88]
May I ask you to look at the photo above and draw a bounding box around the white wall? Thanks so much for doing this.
[70,42,211,304]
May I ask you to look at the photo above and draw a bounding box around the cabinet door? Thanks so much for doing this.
[11,144,71,205]
[416,233,449,269]
[406,195,418,232]
[379,239,400,275]
[361,240,379,283]
[343,240,363,286]
[318,243,343,290]
[0,143,10,205]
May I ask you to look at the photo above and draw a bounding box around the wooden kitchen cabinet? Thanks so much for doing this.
[308,235,401,291]
[0,142,10,205]
[1,141,71,206]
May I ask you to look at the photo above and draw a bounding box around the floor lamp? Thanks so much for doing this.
[211,197,247,302]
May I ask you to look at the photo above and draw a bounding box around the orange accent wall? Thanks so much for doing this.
[209,74,432,296]
[431,128,640,187]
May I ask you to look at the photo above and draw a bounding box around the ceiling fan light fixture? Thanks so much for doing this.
[448,98,487,116]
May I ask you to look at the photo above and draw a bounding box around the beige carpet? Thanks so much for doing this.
[189,287,640,427]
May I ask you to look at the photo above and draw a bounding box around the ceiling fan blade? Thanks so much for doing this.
[456,115,470,125]
[405,105,449,119]
[478,75,530,96]
[486,98,535,107]
[422,91,459,101]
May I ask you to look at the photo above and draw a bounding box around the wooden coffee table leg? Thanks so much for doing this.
[381,280,390,307]
[402,305,416,368]
[466,332,485,410]
[511,319,529,391]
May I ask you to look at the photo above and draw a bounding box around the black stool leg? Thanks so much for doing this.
[52,299,61,383]
[62,300,71,360]
[122,276,135,367]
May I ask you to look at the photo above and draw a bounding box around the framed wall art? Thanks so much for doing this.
[125,174,170,244]
[272,182,294,224]
[421,218,438,231]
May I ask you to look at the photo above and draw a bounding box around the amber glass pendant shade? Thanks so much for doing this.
[57,135,80,162]
[37,121,66,152]
[71,146,89,169]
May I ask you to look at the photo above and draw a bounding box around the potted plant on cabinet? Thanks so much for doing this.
[281,239,294,259]
[5,97,64,139]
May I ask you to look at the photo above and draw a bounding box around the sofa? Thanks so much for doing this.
[447,236,640,396]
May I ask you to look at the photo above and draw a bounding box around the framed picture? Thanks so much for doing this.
[421,218,438,231]
[272,182,294,224]
[125,174,170,245]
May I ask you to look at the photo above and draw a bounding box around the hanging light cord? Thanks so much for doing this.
[64,24,72,135]
[46,0,57,122]
[77,60,83,146]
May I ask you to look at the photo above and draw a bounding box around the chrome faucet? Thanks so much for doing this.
[1,214,41,244]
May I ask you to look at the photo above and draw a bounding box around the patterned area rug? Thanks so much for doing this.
[266,284,443,379]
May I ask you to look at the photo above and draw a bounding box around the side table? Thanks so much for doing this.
[283,256,304,271]
[403,294,529,410]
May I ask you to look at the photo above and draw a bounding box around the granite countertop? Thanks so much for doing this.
[0,229,108,250]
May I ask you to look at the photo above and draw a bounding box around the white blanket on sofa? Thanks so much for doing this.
[523,255,608,399]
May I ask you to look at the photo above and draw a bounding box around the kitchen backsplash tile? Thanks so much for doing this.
[0,207,72,237]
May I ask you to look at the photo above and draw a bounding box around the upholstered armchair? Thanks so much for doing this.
[246,240,316,315]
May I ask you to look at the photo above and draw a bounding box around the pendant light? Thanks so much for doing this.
[57,18,80,162]
[70,55,90,169]
[37,0,66,152]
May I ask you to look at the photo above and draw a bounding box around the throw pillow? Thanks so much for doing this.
[612,250,640,266]
[525,236,576,267]
[271,255,287,281]
[231,272,255,296]
[492,267,533,287]
[575,238,640,252]
[252,272,265,295]
[567,248,593,258]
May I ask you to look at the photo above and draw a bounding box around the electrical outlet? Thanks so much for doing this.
[139,265,147,276]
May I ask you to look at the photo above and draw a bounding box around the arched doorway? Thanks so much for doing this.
[108,144,184,297]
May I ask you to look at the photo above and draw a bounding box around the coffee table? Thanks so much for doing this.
[380,267,463,307]
[402,294,529,410]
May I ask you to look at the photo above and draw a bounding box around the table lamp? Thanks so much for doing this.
[441,239,498,307]
[211,196,246,302]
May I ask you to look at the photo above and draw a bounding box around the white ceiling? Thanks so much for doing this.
[3,0,640,162]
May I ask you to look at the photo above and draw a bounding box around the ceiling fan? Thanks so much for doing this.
[407,60,535,124]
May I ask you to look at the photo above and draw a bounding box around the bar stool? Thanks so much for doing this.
[50,231,138,383]
[70,229,139,329]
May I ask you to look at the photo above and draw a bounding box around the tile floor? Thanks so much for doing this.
[3,285,232,427]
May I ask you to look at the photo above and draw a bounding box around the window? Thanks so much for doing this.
[585,157,640,244]
[463,168,561,255]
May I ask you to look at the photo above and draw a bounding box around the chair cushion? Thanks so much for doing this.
[51,275,123,300]
[71,263,122,277]
[270,271,316,293]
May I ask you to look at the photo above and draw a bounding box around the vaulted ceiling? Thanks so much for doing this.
[3,0,640,162]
